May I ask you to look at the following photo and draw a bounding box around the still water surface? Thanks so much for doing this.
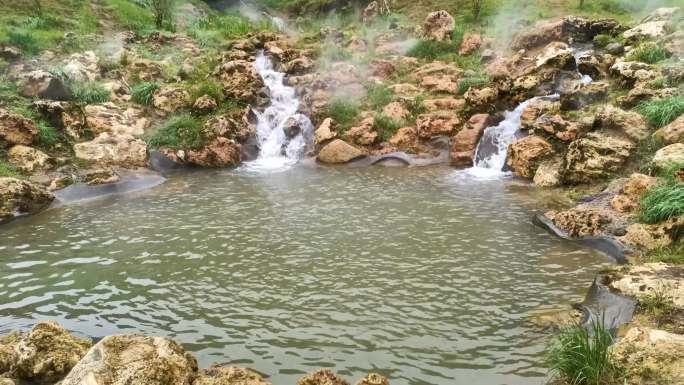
[0,165,612,385]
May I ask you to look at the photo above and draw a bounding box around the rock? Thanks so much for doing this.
[74,133,148,168]
[655,114,684,144]
[511,19,564,50]
[79,168,120,185]
[610,60,657,87]
[521,99,560,128]
[8,145,51,173]
[192,95,218,114]
[421,75,457,94]
[362,1,379,24]
[314,118,336,145]
[215,60,263,102]
[605,42,624,55]
[613,327,684,385]
[194,366,272,385]
[203,114,253,143]
[0,331,20,374]
[459,33,481,55]
[369,60,395,79]
[347,37,367,52]
[416,111,461,139]
[464,86,498,111]
[355,373,389,385]
[506,135,554,178]
[16,70,70,100]
[576,53,613,79]
[545,206,615,237]
[560,82,608,110]
[60,335,197,385]
[533,158,563,187]
[185,137,241,168]
[594,105,650,141]
[129,59,165,82]
[532,114,582,142]
[32,101,86,140]
[618,85,678,109]
[0,109,38,148]
[297,369,350,385]
[623,21,669,41]
[563,132,633,184]
[85,103,150,137]
[0,45,21,61]
[422,97,466,112]
[317,139,364,164]
[382,102,409,121]
[535,42,574,69]
[388,127,418,151]
[0,378,15,385]
[62,51,100,82]
[610,173,659,214]
[389,83,420,96]
[413,61,461,79]
[153,87,191,116]
[652,143,684,169]
[345,117,377,146]
[285,56,315,75]
[283,117,302,139]
[619,218,683,251]
[0,177,53,220]
[10,321,92,383]
[450,113,490,167]
[608,263,684,307]
[421,11,455,41]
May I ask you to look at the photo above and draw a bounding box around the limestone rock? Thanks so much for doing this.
[545,206,614,237]
[32,101,87,140]
[314,118,336,145]
[60,335,197,385]
[532,114,582,142]
[0,178,53,220]
[389,83,420,96]
[563,132,633,184]
[610,173,659,214]
[153,87,191,116]
[655,114,684,144]
[362,1,379,24]
[185,137,241,168]
[464,86,498,111]
[203,114,253,143]
[535,42,574,69]
[421,75,457,94]
[619,219,683,251]
[511,19,564,50]
[297,369,350,385]
[347,37,367,52]
[613,327,684,385]
[317,139,364,164]
[506,135,554,178]
[382,102,409,121]
[129,59,165,82]
[74,133,148,168]
[355,373,389,385]
[194,366,272,385]
[16,70,70,100]
[652,143,684,169]
[421,11,455,42]
[80,168,120,185]
[369,60,395,79]
[345,117,378,146]
[459,33,481,55]
[193,95,218,114]
[608,263,684,307]
[560,82,608,110]
[215,60,264,102]
[8,145,51,173]
[85,103,150,136]
[610,60,657,87]
[520,99,560,129]
[285,56,315,75]
[623,21,669,41]
[0,109,38,148]
[450,113,490,167]
[533,158,563,187]
[62,51,100,82]
[388,127,418,151]
[416,111,461,139]
[595,105,649,141]
[422,97,466,112]
[618,85,678,109]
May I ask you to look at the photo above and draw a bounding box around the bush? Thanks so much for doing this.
[69,81,110,104]
[637,95,684,128]
[366,83,394,110]
[627,43,671,64]
[373,114,403,141]
[147,114,204,149]
[547,318,615,385]
[326,98,359,131]
[131,82,160,105]
[457,75,490,94]
[190,80,224,105]
[406,39,460,60]
[640,181,684,224]
[36,121,60,146]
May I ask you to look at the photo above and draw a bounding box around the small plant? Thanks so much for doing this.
[639,284,677,327]
[637,95,684,128]
[373,114,403,141]
[648,242,684,264]
[457,75,490,94]
[36,121,60,147]
[547,317,615,385]
[639,181,684,224]
[131,82,160,105]
[366,83,394,110]
[149,0,175,30]
[69,81,110,104]
[147,114,204,149]
[326,98,360,131]
[406,39,460,60]
[189,80,224,105]
[7,30,39,55]
[0,160,21,178]
[627,43,671,64]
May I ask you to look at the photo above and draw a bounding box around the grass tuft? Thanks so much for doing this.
[147,114,204,149]
[366,83,394,110]
[0,160,22,178]
[636,95,684,128]
[373,114,404,141]
[639,180,684,224]
[131,82,160,106]
[457,75,490,95]
[627,43,671,64]
[325,98,360,132]
[406,39,460,60]
[69,81,110,104]
[639,284,677,327]
[189,80,224,105]
[648,242,684,264]
[36,121,60,147]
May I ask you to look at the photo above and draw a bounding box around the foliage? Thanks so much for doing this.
[366,83,394,110]
[147,114,204,149]
[639,180,684,224]
[406,38,460,60]
[131,82,160,106]
[457,75,490,94]
[105,0,155,35]
[36,121,60,147]
[326,98,360,131]
[0,160,22,178]
[189,80,224,105]
[627,43,671,64]
[69,81,110,104]
[190,14,275,45]
[639,284,677,327]
[149,0,175,30]
[648,242,684,264]
[373,114,403,141]
[637,95,684,128]
[7,30,40,55]
[632,136,664,175]
[547,317,615,385]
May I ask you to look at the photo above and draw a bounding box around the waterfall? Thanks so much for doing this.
[247,52,314,170]
[465,95,558,178]
[573,49,593,85]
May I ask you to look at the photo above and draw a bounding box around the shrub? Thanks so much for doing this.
[406,39,460,60]
[640,181,684,224]
[547,318,615,385]
[7,30,39,55]
[147,114,204,149]
[457,75,490,94]
[326,98,359,131]
[190,80,224,105]
[366,83,394,110]
[69,81,110,104]
[637,95,684,128]
[627,43,671,64]
[131,82,160,105]
[373,114,403,141]
[36,121,60,146]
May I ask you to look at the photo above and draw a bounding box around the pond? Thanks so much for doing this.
[0,165,612,385]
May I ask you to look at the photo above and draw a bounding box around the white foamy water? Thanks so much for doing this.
[244,53,313,171]
[573,49,593,85]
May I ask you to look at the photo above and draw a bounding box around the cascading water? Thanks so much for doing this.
[246,52,314,170]
[573,49,593,85]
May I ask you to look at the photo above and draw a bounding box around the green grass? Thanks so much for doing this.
[637,95,684,128]
[325,98,360,131]
[366,83,395,110]
[648,242,684,264]
[189,80,224,105]
[639,284,677,327]
[0,160,22,178]
[131,82,161,106]
[104,0,155,35]
[406,38,460,60]
[546,317,615,385]
[373,114,404,141]
[147,114,205,149]
[457,75,490,94]
[627,43,671,64]
[592,33,621,48]
[639,181,684,224]
[69,81,110,104]
[36,121,60,147]
[189,14,275,46]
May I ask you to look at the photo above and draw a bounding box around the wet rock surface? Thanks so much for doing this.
[0,177,54,221]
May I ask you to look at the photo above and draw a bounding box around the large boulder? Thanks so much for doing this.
[595,105,650,141]
[0,109,38,148]
[464,86,498,111]
[610,173,659,214]
[416,111,461,139]
[152,87,191,117]
[285,56,315,75]
[16,70,70,100]
[317,139,364,164]
[203,114,254,143]
[62,51,100,82]
[450,113,490,167]
[608,263,684,307]
[535,42,575,69]
[560,82,608,110]
[422,97,466,112]
[8,145,51,173]
[654,114,684,144]
[506,135,554,178]
[533,158,563,187]
[185,138,241,168]
[544,206,615,237]
[297,369,350,385]
[563,132,633,184]
[511,19,564,50]
[388,126,419,151]
[610,60,658,87]
[344,117,378,146]
[60,335,197,385]
[652,143,684,169]
[421,11,455,41]
[619,218,683,251]
[85,103,150,136]
[194,366,272,385]
[0,178,53,221]
[314,118,337,145]
[215,60,264,102]
[32,101,87,141]
[74,133,148,168]
[531,114,582,142]
[613,327,684,385]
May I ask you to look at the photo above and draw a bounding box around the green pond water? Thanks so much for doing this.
[0,165,613,385]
